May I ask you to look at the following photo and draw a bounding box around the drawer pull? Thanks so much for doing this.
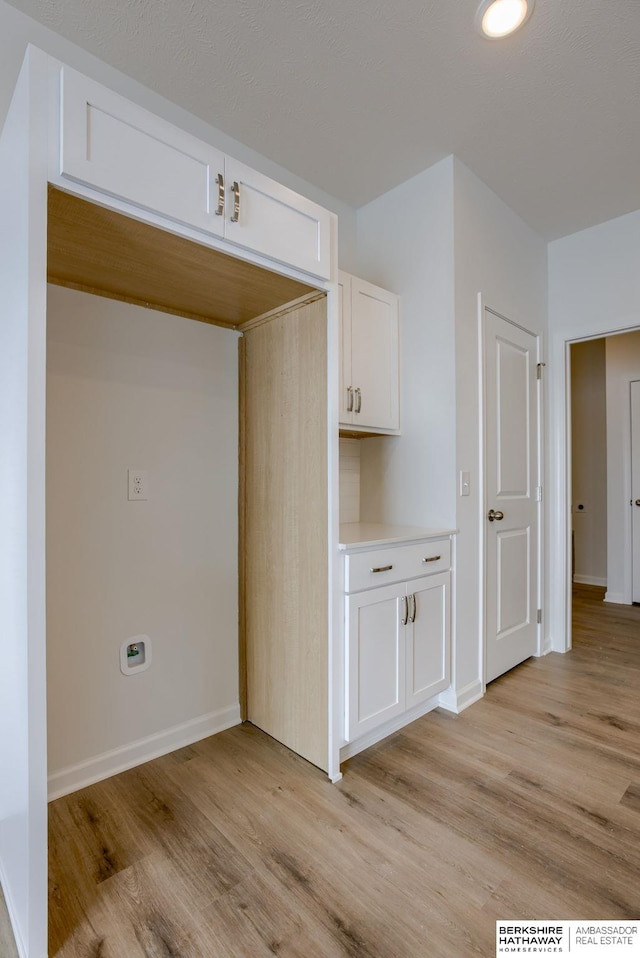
[423,555,441,563]
[370,564,393,573]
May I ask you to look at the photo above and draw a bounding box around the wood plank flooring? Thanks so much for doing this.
[48,584,640,957]
[0,886,19,958]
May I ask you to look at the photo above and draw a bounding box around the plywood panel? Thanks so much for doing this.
[242,296,328,771]
[47,186,314,328]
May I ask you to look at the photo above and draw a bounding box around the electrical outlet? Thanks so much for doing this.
[128,469,148,501]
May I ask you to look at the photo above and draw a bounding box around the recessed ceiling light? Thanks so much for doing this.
[476,0,535,39]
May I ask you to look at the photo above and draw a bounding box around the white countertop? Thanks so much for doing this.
[338,522,456,550]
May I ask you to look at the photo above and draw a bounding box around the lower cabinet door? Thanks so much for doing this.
[346,584,406,741]
[406,573,450,709]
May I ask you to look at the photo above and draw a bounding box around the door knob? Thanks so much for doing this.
[636,500,640,507]
[487,509,504,522]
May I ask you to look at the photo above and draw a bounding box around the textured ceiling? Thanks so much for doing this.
[5,0,640,239]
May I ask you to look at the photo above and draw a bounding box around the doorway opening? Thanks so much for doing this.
[565,328,640,646]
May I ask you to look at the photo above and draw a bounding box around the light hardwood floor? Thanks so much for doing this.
[0,886,19,958]
[46,585,640,957]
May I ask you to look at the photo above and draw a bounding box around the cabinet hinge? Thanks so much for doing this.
[537,608,542,625]
[536,486,543,502]
[536,362,546,380]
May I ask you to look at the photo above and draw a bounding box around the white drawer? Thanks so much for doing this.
[344,538,450,593]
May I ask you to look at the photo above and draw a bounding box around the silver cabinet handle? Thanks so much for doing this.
[355,387,362,414]
[347,386,354,413]
[408,593,416,623]
[215,172,224,216]
[230,181,240,223]
[487,509,504,522]
[423,555,441,563]
[370,564,393,573]
[400,595,408,626]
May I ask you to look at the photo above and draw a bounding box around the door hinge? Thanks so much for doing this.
[537,608,542,625]
[536,362,546,380]
[536,485,543,502]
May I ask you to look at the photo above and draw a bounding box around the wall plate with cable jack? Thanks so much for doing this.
[120,635,152,675]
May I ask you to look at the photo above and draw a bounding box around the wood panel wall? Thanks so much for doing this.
[241,295,328,771]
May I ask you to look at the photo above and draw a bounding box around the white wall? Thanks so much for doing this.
[0,0,359,274]
[46,286,240,794]
[0,52,48,958]
[453,158,548,697]
[570,339,607,586]
[355,156,456,527]
[548,209,640,643]
[355,156,548,707]
[603,332,640,604]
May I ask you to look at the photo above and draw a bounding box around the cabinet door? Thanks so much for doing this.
[59,67,225,236]
[225,159,331,279]
[406,573,450,709]
[346,584,406,741]
[338,272,353,423]
[350,277,399,431]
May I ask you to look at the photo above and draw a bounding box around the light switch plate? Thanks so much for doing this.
[459,470,470,497]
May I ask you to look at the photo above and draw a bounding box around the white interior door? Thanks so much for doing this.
[484,308,540,683]
[631,380,640,602]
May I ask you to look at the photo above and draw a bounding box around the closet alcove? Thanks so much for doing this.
[46,184,331,797]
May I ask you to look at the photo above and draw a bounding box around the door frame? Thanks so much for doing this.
[630,379,640,603]
[479,297,544,686]
[549,321,640,655]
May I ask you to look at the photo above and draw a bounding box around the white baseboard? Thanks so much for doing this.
[573,575,607,587]
[48,703,241,801]
[604,591,629,606]
[0,859,27,958]
[340,694,442,762]
[438,679,484,714]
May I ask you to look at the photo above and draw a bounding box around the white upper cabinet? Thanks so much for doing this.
[57,66,332,279]
[224,159,331,279]
[60,67,226,238]
[339,271,400,433]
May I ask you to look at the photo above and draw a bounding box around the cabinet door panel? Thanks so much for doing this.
[60,67,225,236]
[350,278,399,430]
[346,585,405,741]
[406,573,450,708]
[225,160,331,279]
